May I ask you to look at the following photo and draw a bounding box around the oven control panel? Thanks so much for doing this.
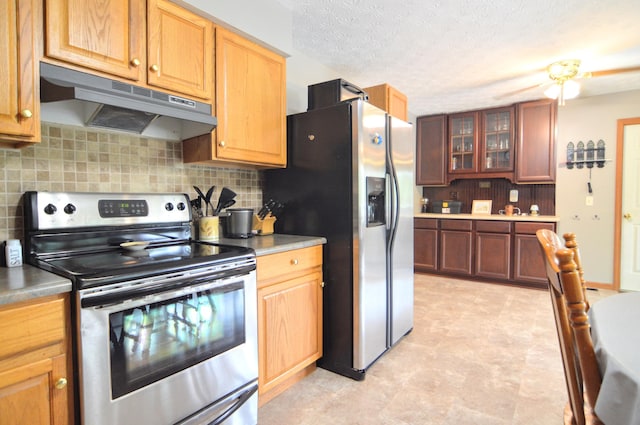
[98,200,148,217]
[25,191,191,230]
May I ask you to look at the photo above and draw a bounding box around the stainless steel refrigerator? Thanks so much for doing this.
[264,99,414,380]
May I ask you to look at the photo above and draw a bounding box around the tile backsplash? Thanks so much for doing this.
[0,123,263,241]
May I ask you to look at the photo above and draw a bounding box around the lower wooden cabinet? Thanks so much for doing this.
[256,245,323,406]
[475,221,511,280]
[414,218,438,272]
[414,217,556,287]
[0,294,73,425]
[513,222,556,285]
[440,220,473,276]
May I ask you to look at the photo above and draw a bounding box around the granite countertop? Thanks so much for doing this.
[0,264,72,306]
[0,234,325,306]
[215,233,327,256]
[415,213,560,222]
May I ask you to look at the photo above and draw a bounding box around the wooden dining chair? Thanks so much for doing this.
[563,232,590,311]
[536,229,602,425]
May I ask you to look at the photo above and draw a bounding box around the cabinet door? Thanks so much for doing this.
[440,230,473,275]
[0,353,70,425]
[45,0,145,81]
[147,0,213,100]
[257,271,323,394]
[476,232,511,280]
[364,84,408,121]
[514,234,551,287]
[481,107,514,172]
[448,112,478,174]
[214,27,286,166]
[416,115,447,185]
[414,228,438,272]
[0,0,40,145]
[516,99,557,183]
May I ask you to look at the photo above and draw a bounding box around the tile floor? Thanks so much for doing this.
[258,274,615,425]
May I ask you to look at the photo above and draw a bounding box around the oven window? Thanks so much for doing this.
[109,281,245,399]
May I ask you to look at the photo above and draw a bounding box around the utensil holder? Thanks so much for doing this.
[253,214,276,236]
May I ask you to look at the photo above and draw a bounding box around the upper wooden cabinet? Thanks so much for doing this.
[448,111,479,175]
[416,115,447,186]
[45,0,145,81]
[183,26,287,168]
[0,0,41,147]
[364,83,408,121]
[44,0,213,100]
[480,106,515,173]
[146,0,213,99]
[416,100,555,185]
[515,99,557,183]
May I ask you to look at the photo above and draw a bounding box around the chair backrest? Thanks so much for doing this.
[562,232,590,311]
[536,229,602,425]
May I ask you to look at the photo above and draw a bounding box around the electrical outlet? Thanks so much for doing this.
[509,189,518,203]
[585,196,594,206]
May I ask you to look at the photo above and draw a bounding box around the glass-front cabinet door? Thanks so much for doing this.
[481,107,514,172]
[449,112,478,173]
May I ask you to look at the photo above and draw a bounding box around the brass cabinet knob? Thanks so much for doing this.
[55,377,67,389]
[291,259,299,265]
[321,281,325,288]
[130,58,141,67]
[219,140,226,147]
[20,109,32,119]
[624,213,632,220]
[150,64,159,72]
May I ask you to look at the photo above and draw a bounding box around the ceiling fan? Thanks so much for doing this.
[498,59,640,105]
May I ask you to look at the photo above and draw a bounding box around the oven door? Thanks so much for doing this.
[77,267,257,425]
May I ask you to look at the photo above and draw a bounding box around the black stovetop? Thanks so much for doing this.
[32,241,254,289]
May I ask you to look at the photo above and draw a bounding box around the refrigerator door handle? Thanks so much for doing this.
[385,173,393,232]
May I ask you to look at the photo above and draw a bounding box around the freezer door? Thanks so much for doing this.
[353,101,389,370]
[388,116,415,345]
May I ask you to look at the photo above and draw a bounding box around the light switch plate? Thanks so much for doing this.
[509,189,518,203]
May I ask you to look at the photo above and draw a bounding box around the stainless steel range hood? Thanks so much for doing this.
[40,62,216,137]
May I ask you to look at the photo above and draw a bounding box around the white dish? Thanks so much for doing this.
[120,241,149,251]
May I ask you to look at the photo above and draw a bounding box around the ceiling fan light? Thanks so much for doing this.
[563,79,581,99]
[544,83,561,99]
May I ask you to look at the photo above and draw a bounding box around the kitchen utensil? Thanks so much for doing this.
[214,187,237,215]
[204,186,216,215]
[221,199,236,210]
[221,208,254,238]
[193,186,206,204]
[194,185,216,216]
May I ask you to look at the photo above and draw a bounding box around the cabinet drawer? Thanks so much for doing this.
[514,222,555,235]
[414,218,438,229]
[257,245,323,285]
[441,219,472,231]
[476,220,511,233]
[0,295,66,359]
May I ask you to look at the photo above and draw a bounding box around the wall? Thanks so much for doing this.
[556,89,640,286]
[0,123,262,242]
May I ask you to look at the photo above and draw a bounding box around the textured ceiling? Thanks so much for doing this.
[280,0,640,116]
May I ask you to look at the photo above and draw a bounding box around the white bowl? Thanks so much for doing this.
[120,241,149,251]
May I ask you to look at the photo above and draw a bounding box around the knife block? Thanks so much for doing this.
[252,214,276,236]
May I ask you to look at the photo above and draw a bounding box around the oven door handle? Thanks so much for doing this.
[175,382,258,425]
[80,264,255,308]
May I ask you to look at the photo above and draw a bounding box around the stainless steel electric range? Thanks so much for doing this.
[23,191,258,425]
